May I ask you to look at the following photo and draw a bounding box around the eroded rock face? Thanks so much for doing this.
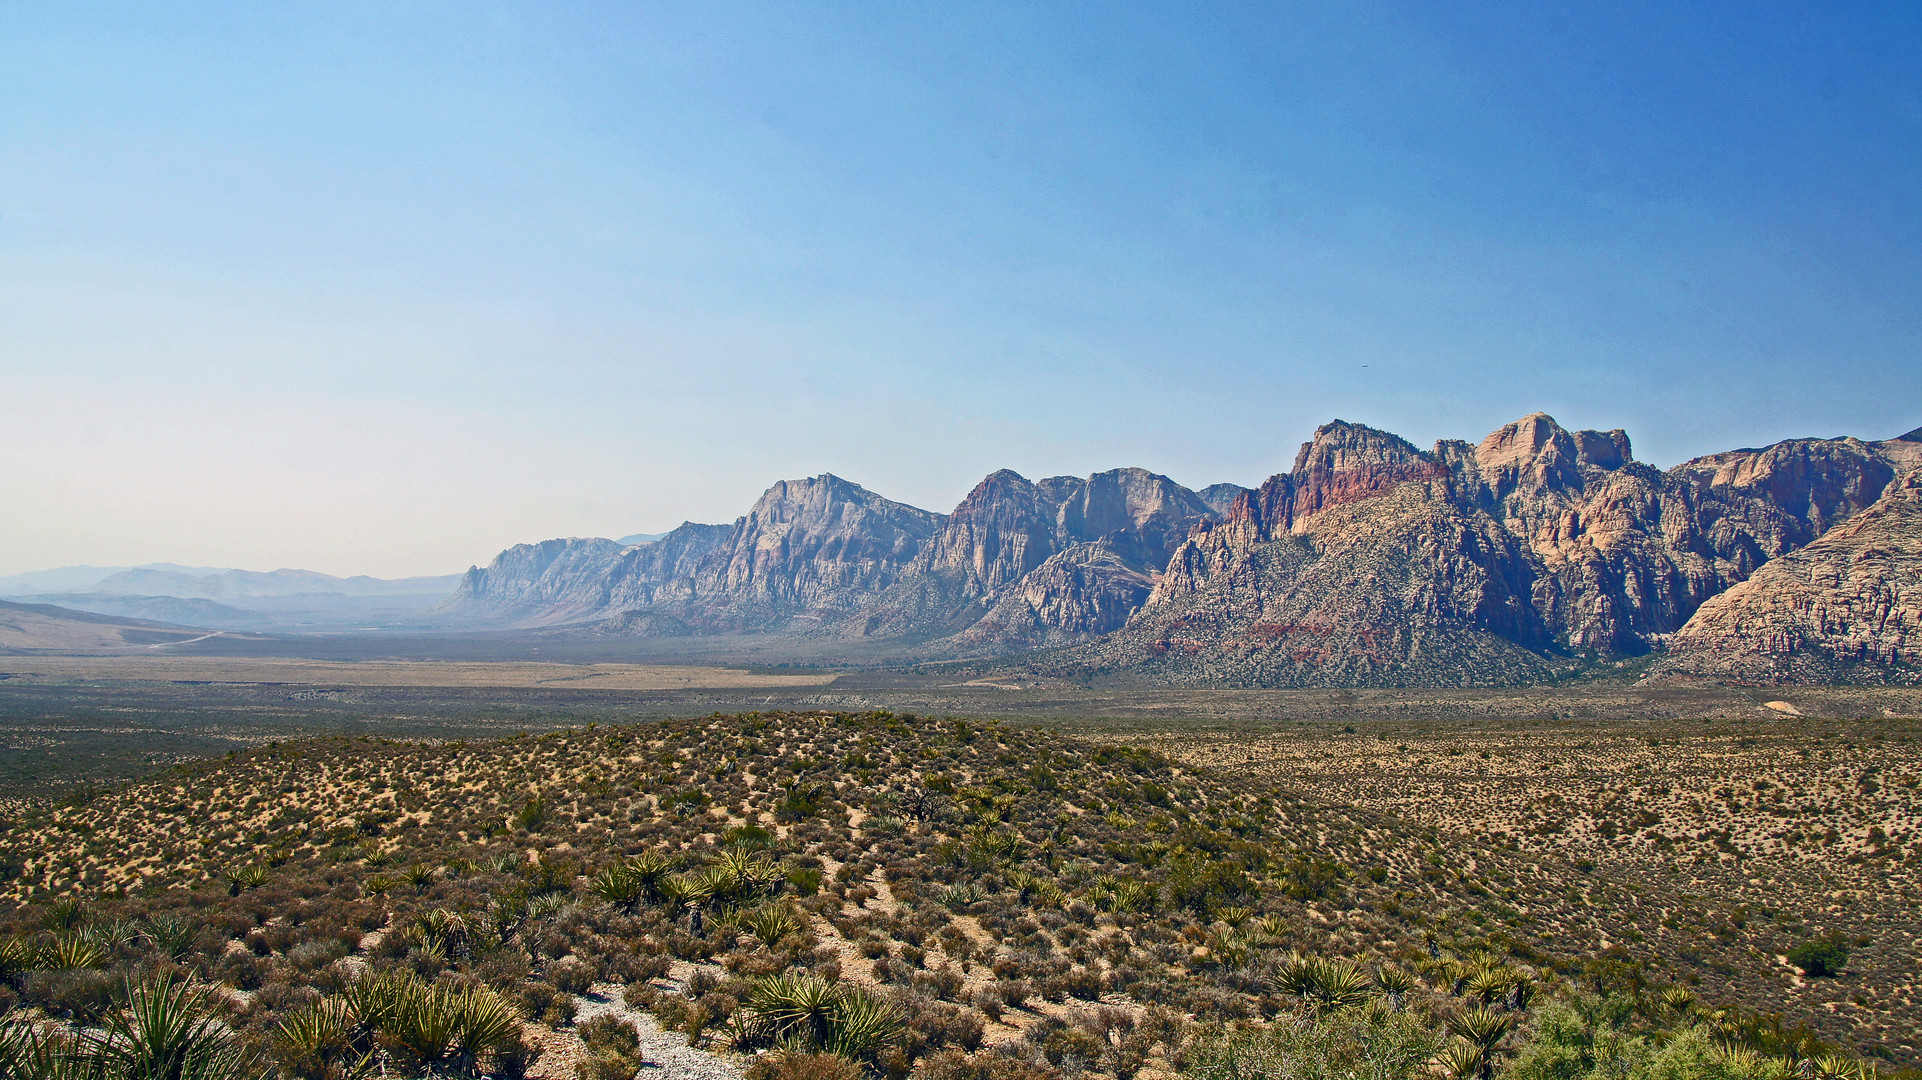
[956,540,1156,649]
[450,537,630,625]
[1651,474,1922,683]
[852,467,1218,642]
[1289,421,1446,524]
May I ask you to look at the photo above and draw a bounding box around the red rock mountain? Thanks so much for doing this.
[447,416,1921,684]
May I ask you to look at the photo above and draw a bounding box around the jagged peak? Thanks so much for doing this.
[749,473,930,514]
[1292,420,1429,475]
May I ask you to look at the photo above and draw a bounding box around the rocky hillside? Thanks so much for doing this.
[449,417,1922,685]
[1651,470,1922,684]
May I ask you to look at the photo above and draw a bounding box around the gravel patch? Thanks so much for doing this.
[531,982,747,1080]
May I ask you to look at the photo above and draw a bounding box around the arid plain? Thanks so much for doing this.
[2,652,1919,1073]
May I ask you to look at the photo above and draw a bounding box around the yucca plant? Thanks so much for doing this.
[1445,1005,1512,1079]
[402,864,438,893]
[1810,1054,1877,1080]
[0,1020,96,1080]
[219,865,268,896]
[79,920,138,952]
[40,934,105,972]
[272,998,369,1080]
[97,973,259,1080]
[939,883,985,911]
[138,917,197,963]
[1109,880,1152,914]
[414,909,469,956]
[1437,1039,1484,1080]
[42,901,87,934]
[445,986,524,1076]
[1660,986,1696,1015]
[1007,870,1065,908]
[1373,966,1414,1010]
[1216,905,1254,928]
[337,971,414,1036]
[665,872,715,912]
[1712,1044,1794,1080]
[583,853,677,912]
[744,905,805,949]
[588,866,646,912]
[1273,955,1370,1015]
[1463,965,1511,1007]
[1446,1005,1512,1051]
[377,978,456,1069]
[821,989,903,1061]
[736,974,903,1063]
[0,937,32,980]
[1209,933,1252,971]
[740,973,841,1049]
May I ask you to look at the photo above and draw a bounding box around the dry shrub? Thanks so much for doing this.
[912,1049,1066,1080]
[746,1051,865,1080]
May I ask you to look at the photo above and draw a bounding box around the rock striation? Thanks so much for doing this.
[447,415,1922,685]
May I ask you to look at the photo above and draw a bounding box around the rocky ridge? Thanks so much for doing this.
[448,415,1922,685]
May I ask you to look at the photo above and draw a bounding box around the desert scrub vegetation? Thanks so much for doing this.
[1119,714,1922,1061]
[0,711,1911,1078]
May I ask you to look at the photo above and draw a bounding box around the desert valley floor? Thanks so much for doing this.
[0,653,1917,1078]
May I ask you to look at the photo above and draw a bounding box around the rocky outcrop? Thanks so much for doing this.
[1197,483,1251,516]
[451,537,630,624]
[956,540,1157,649]
[1650,474,1922,683]
[1062,480,1557,687]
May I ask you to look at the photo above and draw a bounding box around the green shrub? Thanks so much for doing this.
[1786,939,1849,977]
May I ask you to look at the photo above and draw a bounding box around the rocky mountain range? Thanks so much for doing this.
[449,414,1922,685]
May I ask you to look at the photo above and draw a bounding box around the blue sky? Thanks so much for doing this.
[3,2,1919,576]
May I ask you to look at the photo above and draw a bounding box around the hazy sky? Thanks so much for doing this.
[4,3,1920,577]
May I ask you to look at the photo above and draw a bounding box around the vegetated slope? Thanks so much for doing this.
[0,712,1904,1076]
[444,416,1920,686]
[1650,472,1922,684]
[0,599,211,653]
